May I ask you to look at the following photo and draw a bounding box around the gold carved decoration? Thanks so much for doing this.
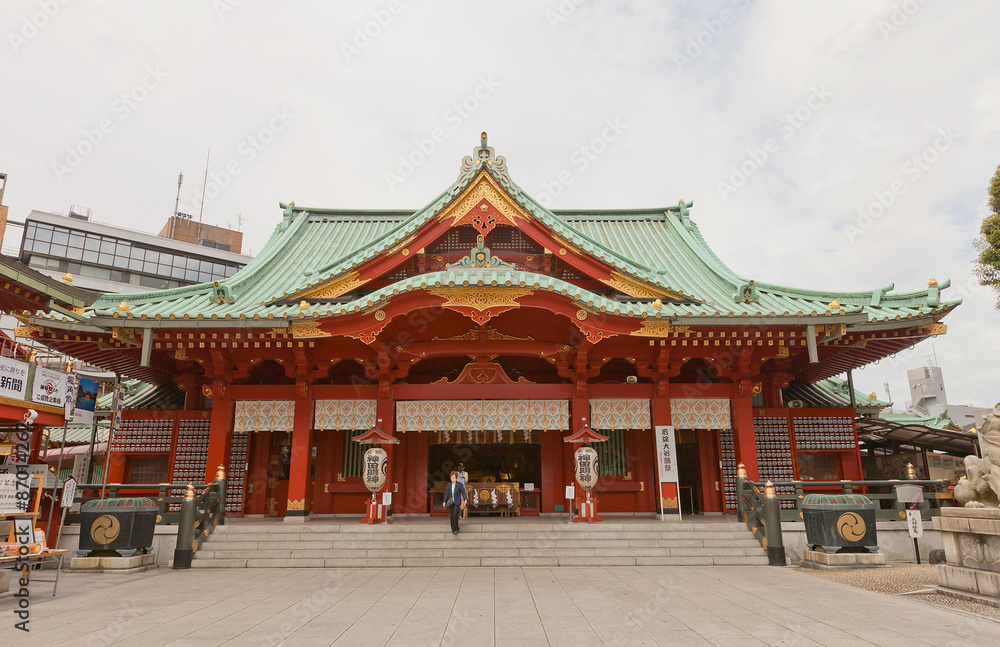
[374,309,386,321]
[13,323,43,338]
[286,499,305,511]
[432,326,534,343]
[112,327,141,346]
[921,323,947,336]
[296,270,364,300]
[631,320,675,337]
[290,322,330,339]
[604,271,679,300]
[428,287,534,313]
[775,346,790,358]
[436,172,528,228]
[576,309,588,321]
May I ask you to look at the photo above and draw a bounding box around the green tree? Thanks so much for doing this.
[974,164,1000,309]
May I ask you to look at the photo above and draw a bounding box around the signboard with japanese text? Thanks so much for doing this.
[112,383,127,431]
[64,373,77,420]
[906,510,924,538]
[61,477,78,508]
[654,425,681,517]
[0,356,29,401]
[0,474,23,515]
[31,366,66,407]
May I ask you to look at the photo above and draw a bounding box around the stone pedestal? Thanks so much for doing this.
[69,552,157,574]
[800,549,886,570]
[933,507,1000,601]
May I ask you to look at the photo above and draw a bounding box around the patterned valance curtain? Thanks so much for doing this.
[314,400,377,431]
[670,398,731,430]
[233,400,295,433]
[396,400,569,432]
[590,399,651,430]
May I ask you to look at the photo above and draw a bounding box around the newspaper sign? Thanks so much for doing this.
[31,366,66,407]
[654,425,681,518]
[0,356,29,401]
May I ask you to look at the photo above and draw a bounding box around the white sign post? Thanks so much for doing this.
[654,425,681,521]
[906,510,924,539]
[564,485,575,521]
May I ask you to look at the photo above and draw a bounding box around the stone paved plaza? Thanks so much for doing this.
[3,566,1000,646]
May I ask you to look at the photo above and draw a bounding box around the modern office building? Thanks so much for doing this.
[16,208,251,294]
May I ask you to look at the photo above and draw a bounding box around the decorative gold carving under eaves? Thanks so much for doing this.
[631,320,677,337]
[13,323,44,338]
[427,287,534,312]
[604,271,678,300]
[291,322,331,339]
[921,323,947,336]
[432,326,534,343]
[112,327,141,346]
[436,173,528,228]
[286,499,305,511]
[296,270,364,300]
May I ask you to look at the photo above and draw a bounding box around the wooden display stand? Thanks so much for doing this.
[2,474,46,549]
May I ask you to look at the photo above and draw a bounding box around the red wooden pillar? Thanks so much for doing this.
[285,397,313,520]
[731,392,759,481]
[245,431,270,514]
[377,391,396,518]
[205,396,234,484]
[540,431,564,513]
[697,429,723,513]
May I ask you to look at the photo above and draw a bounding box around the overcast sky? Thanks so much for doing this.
[2,1,998,410]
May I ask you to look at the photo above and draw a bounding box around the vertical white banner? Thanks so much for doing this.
[63,373,77,420]
[112,384,127,431]
[654,425,681,520]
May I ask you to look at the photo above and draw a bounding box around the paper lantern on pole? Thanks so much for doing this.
[574,446,600,490]
[362,447,388,493]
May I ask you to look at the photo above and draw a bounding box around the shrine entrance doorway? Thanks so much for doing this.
[427,433,544,517]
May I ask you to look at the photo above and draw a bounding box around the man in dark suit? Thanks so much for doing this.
[443,470,468,534]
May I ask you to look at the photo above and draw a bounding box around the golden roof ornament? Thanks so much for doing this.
[828,300,840,310]
[62,273,73,283]
[117,301,130,311]
[299,300,310,311]
[928,278,938,287]
[869,392,878,400]
[651,299,662,309]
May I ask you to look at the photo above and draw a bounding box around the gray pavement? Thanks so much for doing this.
[2,565,999,646]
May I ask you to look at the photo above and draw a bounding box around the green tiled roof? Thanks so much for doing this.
[783,377,892,410]
[879,411,963,431]
[33,149,956,329]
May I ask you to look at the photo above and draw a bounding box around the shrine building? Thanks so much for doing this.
[11,133,958,520]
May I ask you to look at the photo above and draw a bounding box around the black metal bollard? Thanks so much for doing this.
[215,465,227,526]
[173,484,196,569]
[763,481,786,566]
[735,463,747,525]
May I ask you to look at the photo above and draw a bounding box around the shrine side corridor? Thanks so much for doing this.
[3,565,999,647]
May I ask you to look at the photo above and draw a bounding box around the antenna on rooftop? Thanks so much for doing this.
[926,344,938,367]
[884,381,891,403]
[174,172,183,217]
[197,148,210,230]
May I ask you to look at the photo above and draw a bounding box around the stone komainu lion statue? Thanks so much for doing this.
[954,408,1000,508]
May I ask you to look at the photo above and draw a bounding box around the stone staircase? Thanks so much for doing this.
[190,519,768,568]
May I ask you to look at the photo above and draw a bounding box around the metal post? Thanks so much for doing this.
[214,465,227,526]
[44,419,70,544]
[173,484,196,569]
[735,463,748,524]
[763,481,786,566]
